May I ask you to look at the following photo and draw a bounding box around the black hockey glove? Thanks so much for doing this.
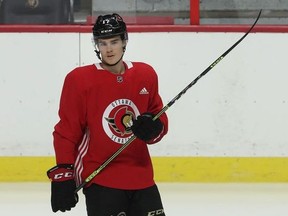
[131,112,163,142]
[47,164,78,213]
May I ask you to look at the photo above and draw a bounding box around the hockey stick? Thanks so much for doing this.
[75,10,262,193]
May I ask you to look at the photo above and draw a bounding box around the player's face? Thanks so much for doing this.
[97,36,125,65]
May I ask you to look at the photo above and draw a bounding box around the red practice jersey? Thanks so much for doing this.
[53,61,168,190]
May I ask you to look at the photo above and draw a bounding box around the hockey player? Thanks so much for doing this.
[47,13,168,216]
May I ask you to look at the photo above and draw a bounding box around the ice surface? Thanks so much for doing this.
[1,183,288,216]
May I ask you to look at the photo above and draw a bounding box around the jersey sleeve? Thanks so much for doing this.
[146,67,168,144]
[53,69,87,165]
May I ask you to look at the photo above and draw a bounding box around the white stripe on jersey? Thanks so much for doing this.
[74,129,90,186]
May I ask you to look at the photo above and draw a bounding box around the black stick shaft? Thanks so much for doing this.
[75,10,262,193]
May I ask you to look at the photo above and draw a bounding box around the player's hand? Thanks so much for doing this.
[47,164,78,212]
[131,112,163,142]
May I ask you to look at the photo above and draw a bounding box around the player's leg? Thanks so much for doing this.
[128,184,166,216]
[84,183,129,216]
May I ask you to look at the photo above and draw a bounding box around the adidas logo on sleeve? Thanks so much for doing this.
[139,87,149,95]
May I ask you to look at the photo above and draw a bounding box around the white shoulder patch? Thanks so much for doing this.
[95,63,104,70]
[124,61,133,69]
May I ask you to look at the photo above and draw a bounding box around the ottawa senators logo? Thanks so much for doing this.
[102,99,140,144]
[105,106,134,136]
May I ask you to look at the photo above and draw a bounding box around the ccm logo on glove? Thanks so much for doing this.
[47,165,74,181]
[54,171,73,180]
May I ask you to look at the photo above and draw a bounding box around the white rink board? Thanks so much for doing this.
[0,32,287,156]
